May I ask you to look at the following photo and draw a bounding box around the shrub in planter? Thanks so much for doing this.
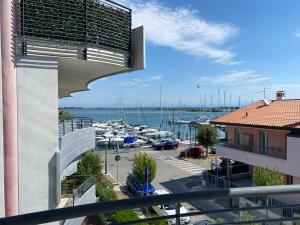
[96,178,117,202]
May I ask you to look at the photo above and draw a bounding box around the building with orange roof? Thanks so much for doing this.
[211,91,300,184]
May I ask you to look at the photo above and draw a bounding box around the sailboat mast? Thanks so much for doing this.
[137,98,140,125]
[172,107,175,135]
[223,91,226,109]
[160,85,162,128]
[210,94,213,113]
[218,88,220,109]
[230,94,232,111]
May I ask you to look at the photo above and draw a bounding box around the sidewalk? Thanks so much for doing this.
[103,172,129,200]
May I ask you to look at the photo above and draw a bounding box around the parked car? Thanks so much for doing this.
[179,146,206,158]
[154,189,191,224]
[126,173,155,197]
[152,139,178,150]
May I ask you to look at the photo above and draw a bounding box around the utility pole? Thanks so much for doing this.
[239,95,241,108]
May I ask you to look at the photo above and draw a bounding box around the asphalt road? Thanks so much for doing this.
[98,145,216,224]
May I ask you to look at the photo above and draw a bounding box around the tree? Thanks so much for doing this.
[252,167,285,186]
[77,152,102,181]
[59,110,73,121]
[132,153,157,185]
[197,125,218,157]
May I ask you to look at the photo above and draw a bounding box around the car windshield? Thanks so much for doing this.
[164,203,182,210]
[164,203,177,210]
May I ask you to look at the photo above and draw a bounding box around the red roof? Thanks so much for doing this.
[211,99,300,129]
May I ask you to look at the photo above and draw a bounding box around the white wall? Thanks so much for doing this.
[17,56,59,215]
[217,139,300,178]
[287,136,300,177]
[217,145,288,173]
[59,127,95,179]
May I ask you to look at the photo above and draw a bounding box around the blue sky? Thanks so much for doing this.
[60,0,300,108]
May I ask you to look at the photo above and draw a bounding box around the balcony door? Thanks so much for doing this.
[236,130,253,151]
[260,131,268,155]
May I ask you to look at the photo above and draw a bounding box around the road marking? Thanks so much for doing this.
[147,152,206,175]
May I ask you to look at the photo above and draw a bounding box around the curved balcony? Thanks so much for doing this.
[59,118,95,179]
[16,0,145,98]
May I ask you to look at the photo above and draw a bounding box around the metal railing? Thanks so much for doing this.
[16,0,132,66]
[64,176,95,207]
[203,172,297,223]
[59,117,93,137]
[2,185,300,225]
[222,141,287,160]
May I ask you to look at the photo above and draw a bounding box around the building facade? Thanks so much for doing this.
[211,91,300,184]
[0,0,145,219]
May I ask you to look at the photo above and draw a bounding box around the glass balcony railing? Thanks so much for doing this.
[2,185,300,225]
[222,141,287,160]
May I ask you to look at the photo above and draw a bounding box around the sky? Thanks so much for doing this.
[59,0,300,108]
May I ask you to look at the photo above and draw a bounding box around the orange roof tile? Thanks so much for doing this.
[210,99,300,129]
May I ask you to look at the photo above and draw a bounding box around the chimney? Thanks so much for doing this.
[276,91,285,100]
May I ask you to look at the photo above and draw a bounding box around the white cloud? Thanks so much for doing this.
[110,74,163,87]
[198,70,271,86]
[119,0,240,64]
[295,32,300,37]
[148,74,163,80]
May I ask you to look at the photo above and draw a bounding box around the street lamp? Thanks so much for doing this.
[104,137,111,175]
[187,124,192,159]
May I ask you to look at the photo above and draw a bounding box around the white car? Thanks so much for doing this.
[154,190,191,225]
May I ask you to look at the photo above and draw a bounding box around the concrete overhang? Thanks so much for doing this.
[58,26,145,99]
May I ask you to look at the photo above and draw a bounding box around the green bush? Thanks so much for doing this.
[96,178,117,202]
[252,167,285,186]
[113,210,145,224]
[132,153,157,185]
[235,212,261,225]
[77,152,102,181]
[59,110,73,121]
[108,209,167,225]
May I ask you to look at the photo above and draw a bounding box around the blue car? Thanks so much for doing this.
[126,173,155,197]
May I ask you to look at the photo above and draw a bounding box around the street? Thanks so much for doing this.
[98,145,217,224]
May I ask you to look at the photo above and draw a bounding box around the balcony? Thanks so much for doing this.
[16,0,145,98]
[17,0,132,64]
[2,185,300,225]
[59,118,95,180]
[215,142,292,177]
[223,141,287,160]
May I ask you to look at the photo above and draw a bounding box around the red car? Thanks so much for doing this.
[180,146,206,158]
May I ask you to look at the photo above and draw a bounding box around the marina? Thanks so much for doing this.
[63,108,227,150]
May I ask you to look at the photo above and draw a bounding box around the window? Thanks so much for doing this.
[260,131,268,155]
[239,134,252,151]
